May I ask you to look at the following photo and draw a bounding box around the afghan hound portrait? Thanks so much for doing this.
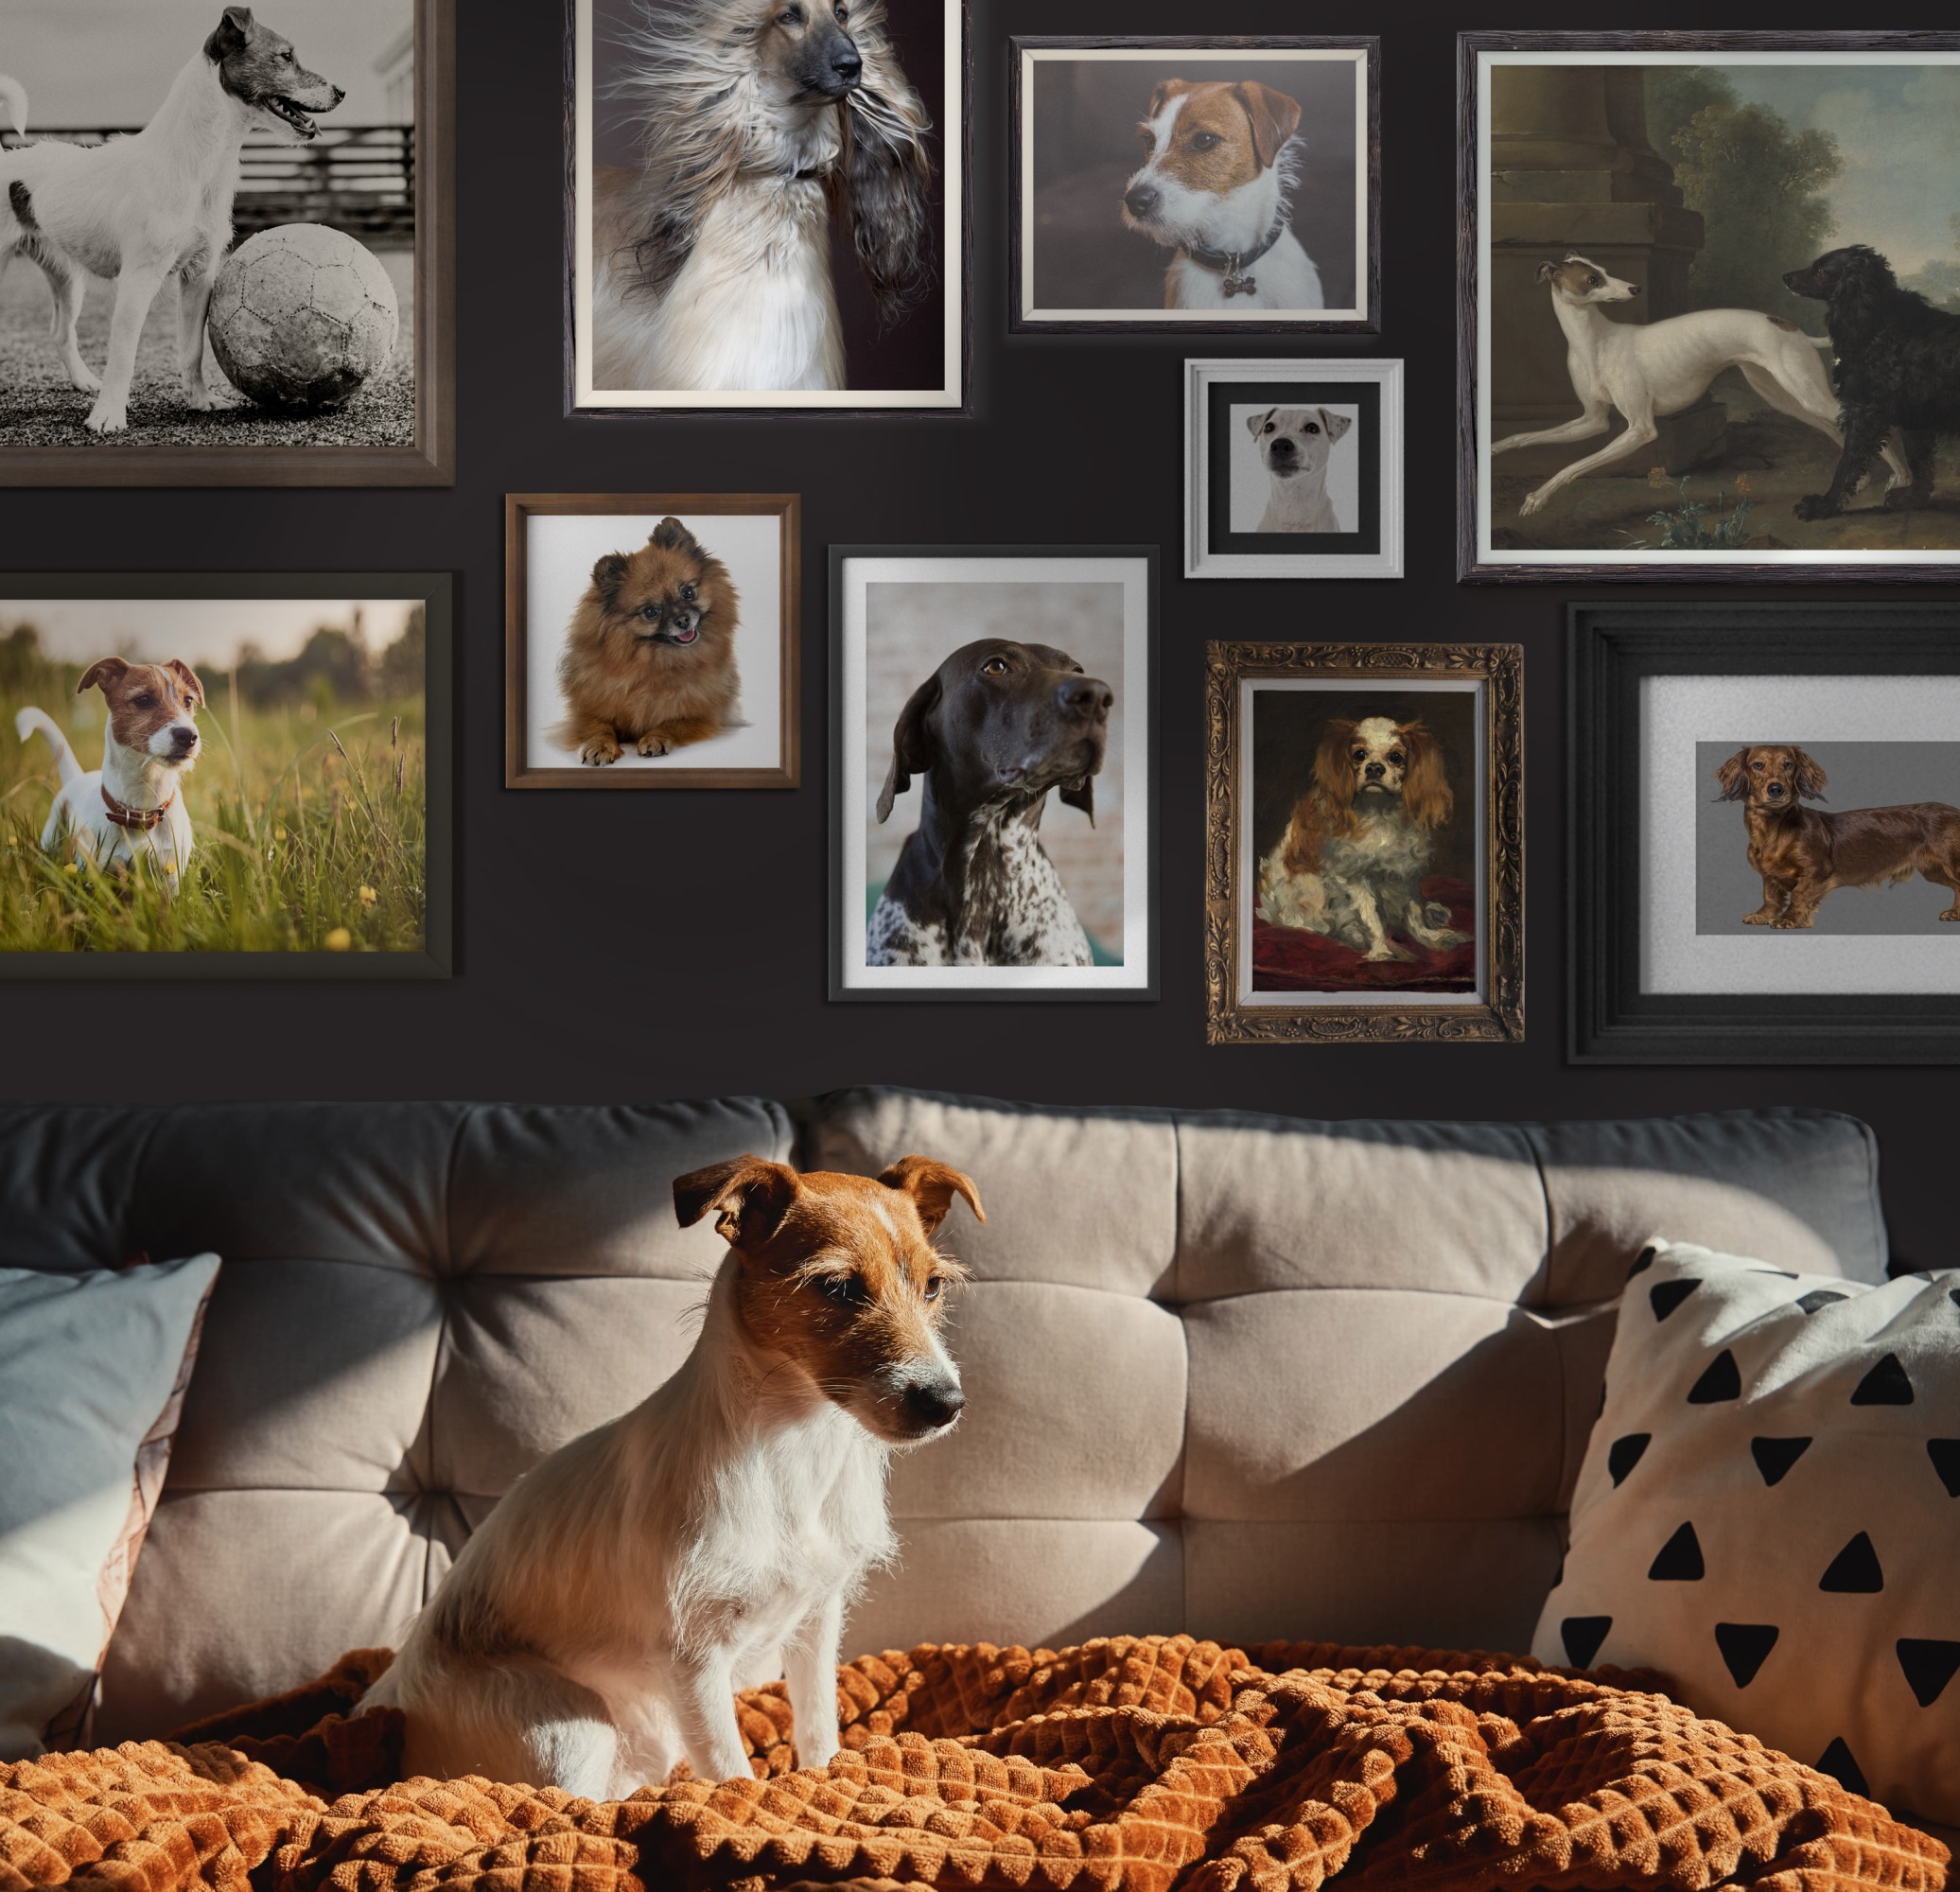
[1257,714,1469,963]
[592,0,937,394]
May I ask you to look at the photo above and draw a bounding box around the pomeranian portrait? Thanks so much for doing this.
[556,517,741,764]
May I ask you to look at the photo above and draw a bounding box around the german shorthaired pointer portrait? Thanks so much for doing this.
[868,638,1113,966]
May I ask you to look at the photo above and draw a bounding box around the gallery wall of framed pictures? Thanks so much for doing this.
[8,4,1960,1261]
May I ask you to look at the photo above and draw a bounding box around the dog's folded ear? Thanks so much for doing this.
[166,659,207,709]
[1795,748,1829,800]
[1245,407,1275,441]
[1715,748,1752,801]
[206,7,254,61]
[880,1155,984,1234]
[1535,259,1560,284]
[1058,775,1094,825]
[876,674,940,823]
[1232,81,1303,170]
[650,517,698,553]
[1318,407,1354,442]
[1146,79,1191,121]
[77,657,130,696]
[674,1156,797,1248]
[591,552,630,603]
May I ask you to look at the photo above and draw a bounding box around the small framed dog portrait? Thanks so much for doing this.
[505,495,799,791]
[567,0,968,413]
[1572,602,1960,1064]
[831,546,1157,1000]
[0,571,452,977]
[1462,31,1960,580]
[1204,640,1524,1044]
[1184,357,1403,579]
[0,0,455,488]
[1011,36,1378,334]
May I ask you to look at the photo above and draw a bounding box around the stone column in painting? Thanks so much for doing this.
[1488,62,1724,476]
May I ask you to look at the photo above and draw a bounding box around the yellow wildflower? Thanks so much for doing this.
[1648,465,1670,488]
[273,825,289,843]
[1733,474,1754,496]
[324,926,353,952]
[63,862,79,875]
[358,885,377,906]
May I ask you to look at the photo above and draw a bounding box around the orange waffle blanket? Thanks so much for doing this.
[0,1636,1947,1892]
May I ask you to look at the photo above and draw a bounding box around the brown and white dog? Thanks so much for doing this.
[15,658,205,885]
[1717,743,1960,929]
[359,1154,981,1796]
[1120,79,1322,312]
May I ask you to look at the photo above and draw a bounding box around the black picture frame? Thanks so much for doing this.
[0,571,452,980]
[1009,34,1381,336]
[829,544,1160,1002]
[1569,601,1960,1063]
[1205,377,1383,558]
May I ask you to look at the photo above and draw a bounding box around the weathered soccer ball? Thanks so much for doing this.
[207,224,400,413]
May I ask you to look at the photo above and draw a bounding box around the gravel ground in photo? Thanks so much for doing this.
[0,243,415,449]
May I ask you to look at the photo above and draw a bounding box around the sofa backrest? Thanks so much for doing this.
[0,1093,1885,1740]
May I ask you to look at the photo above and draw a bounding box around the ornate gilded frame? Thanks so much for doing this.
[1204,640,1525,1043]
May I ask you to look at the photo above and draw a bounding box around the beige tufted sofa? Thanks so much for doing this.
[0,1089,1889,1746]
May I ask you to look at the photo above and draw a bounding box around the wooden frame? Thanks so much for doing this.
[1570,601,1960,1064]
[0,0,455,488]
[1204,640,1524,1043]
[1459,29,1960,582]
[830,544,1159,1001]
[504,494,800,791]
[563,0,971,416]
[0,570,451,978]
[1010,35,1379,335]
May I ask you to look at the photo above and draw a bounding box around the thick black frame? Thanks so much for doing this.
[1568,601,1960,1063]
[0,571,454,981]
[828,544,1160,1003]
[1205,378,1382,557]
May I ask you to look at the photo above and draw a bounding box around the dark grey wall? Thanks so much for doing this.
[5,0,1957,1272]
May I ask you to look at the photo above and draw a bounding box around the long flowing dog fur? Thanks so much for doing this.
[592,0,935,394]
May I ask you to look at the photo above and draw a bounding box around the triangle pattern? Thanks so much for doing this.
[1607,1433,1651,1487]
[1750,1436,1812,1487]
[1627,1246,1656,1279]
[1797,1288,1850,1315]
[1650,1278,1701,1322]
[1816,1737,1868,1796]
[1819,1531,1884,1594]
[1648,1521,1706,1582]
[1561,1615,1612,1669]
[1930,1438,1960,1498]
[1896,1638,1960,1708]
[1688,1349,1741,1404]
[1850,1352,1915,1407]
[1714,1621,1780,1689]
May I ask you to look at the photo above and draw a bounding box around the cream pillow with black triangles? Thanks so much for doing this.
[1534,1238,1960,1827]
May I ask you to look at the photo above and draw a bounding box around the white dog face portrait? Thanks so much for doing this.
[1227,400,1359,534]
[1246,405,1352,483]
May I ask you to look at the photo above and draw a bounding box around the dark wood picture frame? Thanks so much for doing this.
[829,543,1160,1002]
[505,494,801,791]
[1010,34,1380,336]
[0,0,456,489]
[1457,29,1960,583]
[563,0,972,418]
[0,570,452,979]
[1570,601,1960,1064]
[1204,640,1525,1043]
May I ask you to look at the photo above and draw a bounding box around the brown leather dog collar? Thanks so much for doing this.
[101,784,173,831]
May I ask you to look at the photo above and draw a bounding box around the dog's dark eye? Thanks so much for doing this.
[1304,422,1320,434]
[815,1273,867,1308]
[640,603,661,620]
[923,1275,944,1302]
[131,692,154,709]
[835,1,849,18]
[1388,751,1405,766]
[1138,129,1155,154]
[981,657,1009,676]
[1263,422,1275,434]
[679,583,696,603]
[779,4,803,21]
[1351,748,1366,763]
[1189,131,1219,151]
[1752,761,1765,770]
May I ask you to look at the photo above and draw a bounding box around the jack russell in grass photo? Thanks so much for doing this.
[15,657,204,887]
[360,1153,982,1796]
[1248,404,1352,533]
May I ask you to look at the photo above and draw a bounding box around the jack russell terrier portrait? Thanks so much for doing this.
[1245,403,1353,533]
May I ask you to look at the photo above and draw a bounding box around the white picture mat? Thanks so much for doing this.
[1236,675,1488,1007]
[572,0,963,409]
[837,555,1151,992]
[524,513,782,772]
[1019,45,1370,324]
[1473,48,1960,569]
[1643,673,1960,991]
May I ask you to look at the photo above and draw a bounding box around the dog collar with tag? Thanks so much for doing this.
[1182,221,1287,299]
[100,784,174,831]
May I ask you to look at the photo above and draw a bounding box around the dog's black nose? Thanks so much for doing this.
[1767,783,1785,797]
[1269,435,1296,456]
[1057,677,1112,723]
[1365,761,1385,779]
[1124,184,1161,219]
[831,44,862,82]
[904,1380,965,1429]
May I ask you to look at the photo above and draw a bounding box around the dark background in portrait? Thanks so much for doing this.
[1695,741,1960,934]
[10,0,1960,1278]
[591,0,949,393]
[1027,54,1358,313]
[1208,379,1379,555]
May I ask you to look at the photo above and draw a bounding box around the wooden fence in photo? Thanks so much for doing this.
[0,126,415,245]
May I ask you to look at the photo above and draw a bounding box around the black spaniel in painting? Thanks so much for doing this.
[1784,245,1960,521]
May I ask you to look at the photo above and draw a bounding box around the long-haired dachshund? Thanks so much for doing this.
[1258,714,1468,962]
[592,0,936,394]
[1717,744,1960,929]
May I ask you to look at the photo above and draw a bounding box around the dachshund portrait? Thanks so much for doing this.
[591,0,936,394]
[1716,743,1960,930]
[1258,714,1469,963]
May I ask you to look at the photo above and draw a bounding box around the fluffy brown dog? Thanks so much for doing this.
[557,517,740,764]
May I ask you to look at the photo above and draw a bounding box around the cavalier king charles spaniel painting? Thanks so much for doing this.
[1258,714,1470,966]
